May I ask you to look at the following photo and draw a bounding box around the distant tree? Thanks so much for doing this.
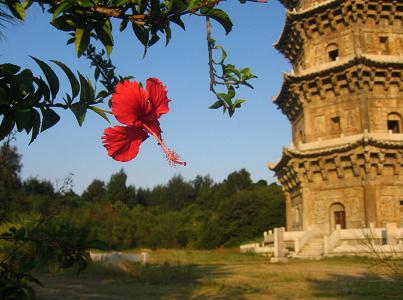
[255,179,268,187]
[82,179,106,202]
[217,168,253,197]
[126,185,136,207]
[165,175,195,210]
[106,169,128,203]
[135,187,150,206]
[193,175,218,210]
[0,139,22,218]
[23,177,54,196]
[199,182,285,248]
[192,175,214,194]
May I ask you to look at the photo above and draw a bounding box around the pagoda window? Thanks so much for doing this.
[331,116,341,133]
[379,36,390,54]
[327,43,339,62]
[387,113,402,133]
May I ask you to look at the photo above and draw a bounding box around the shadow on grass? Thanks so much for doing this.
[36,261,264,300]
[309,272,403,300]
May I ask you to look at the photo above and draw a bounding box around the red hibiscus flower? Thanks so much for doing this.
[102,78,186,166]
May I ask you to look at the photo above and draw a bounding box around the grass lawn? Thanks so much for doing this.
[36,249,403,300]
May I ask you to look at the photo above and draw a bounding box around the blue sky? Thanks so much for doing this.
[1,0,291,193]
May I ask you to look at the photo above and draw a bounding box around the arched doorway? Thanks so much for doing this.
[330,203,346,230]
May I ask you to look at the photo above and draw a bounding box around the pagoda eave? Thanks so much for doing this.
[278,0,299,10]
[273,55,403,119]
[270,134,403,174]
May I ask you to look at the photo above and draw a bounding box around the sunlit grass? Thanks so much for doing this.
[36,249,403,300]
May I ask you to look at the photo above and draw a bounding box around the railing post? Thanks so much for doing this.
[271,227,287,263]
[386,223,398,246]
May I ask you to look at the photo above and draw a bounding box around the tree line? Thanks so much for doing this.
[1,141,285,249]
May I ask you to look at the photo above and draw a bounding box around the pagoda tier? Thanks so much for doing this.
[269,132,403,231]
[270,133,403,192]
[274,55,403,144]
[275,0,403,66]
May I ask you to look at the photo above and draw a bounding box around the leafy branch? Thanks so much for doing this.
[0,220,108,299]
[0,58,109,143]
[84,44,133,99]
[205,16,257,117]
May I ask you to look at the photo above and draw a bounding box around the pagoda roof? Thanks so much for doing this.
[280,54,403,83]
[269,133,403,172]
[273,54,403,121]
[278,0,300,10]
[274,0,341,62]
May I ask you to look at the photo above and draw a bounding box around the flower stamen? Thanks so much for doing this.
[142,123,187,166]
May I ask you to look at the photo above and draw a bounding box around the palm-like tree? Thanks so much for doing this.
[0,1,16,39]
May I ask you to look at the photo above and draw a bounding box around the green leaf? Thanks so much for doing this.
[0,63,21,77]
[93,20,114,56]
[5,0,25,20]
[78,73,94,103]
[75,27,91,58]
[94,68,101,81]
[164,25,171,46]
[23,0,33,9]
[148,32,160,47]
[119,19,128,32]
[32,77,50,104]
[15,108,32,133]
[150,0,160,14]
[52,1,75,21]
[233,99,246,108]
[11,69,33,98]
[40,108,60,132]
[0,112,15,141]
[81,0,94,7]
[216,92,232,105]
[70,102,87,126]
[89,106,110,123]
[0,87,8,104]
[243,82,254,89]
[202,8,232,35]
[227,86,235,99]
[23,85,42,108]
[66,37,75,45]
[224,64,241,79]
[29,109,40,144]
[215,45,227,64]
[209,100,224,109]
[96,90,109,99]
[65,94,73,105]
[51,60,80,99]
[167,0,187,14]
[31,57,60,99]
[52,15,76,32]
[169,15,185,30]
[132,23,149,47]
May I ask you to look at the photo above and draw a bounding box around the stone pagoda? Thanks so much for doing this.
[270,0,403,235]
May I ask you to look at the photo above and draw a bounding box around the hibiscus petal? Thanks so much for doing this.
[146,78,170,119]
[112,81,151,125]
[102,125,148,162]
